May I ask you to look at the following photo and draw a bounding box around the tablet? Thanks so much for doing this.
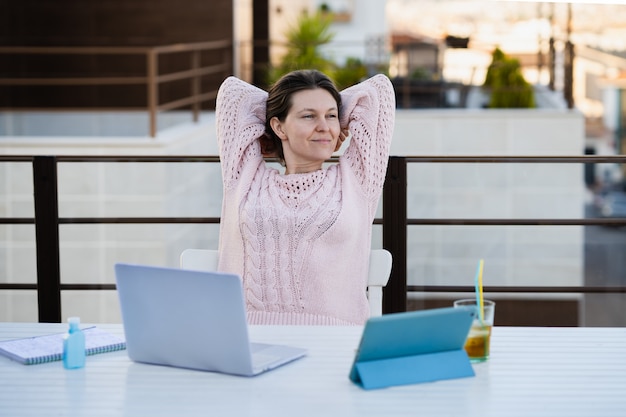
[349,307,476,389]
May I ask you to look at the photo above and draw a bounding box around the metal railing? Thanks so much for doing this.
[2,154,626,323]
[0,40,232,137]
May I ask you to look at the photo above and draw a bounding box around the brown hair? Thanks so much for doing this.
[261,70,341,164]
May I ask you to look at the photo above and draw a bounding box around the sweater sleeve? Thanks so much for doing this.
[339,74,396,199]
[216,76,268,190]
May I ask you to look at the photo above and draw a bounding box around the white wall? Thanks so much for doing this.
[389,108,585,294]
[602,85,624,132]
[0,113,221,323]
[321,0,389,66]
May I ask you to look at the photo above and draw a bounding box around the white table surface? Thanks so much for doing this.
[1,323,625,417]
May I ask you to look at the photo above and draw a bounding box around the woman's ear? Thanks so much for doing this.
[270,117,287,140]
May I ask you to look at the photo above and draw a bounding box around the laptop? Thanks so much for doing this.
[114,263,307,376]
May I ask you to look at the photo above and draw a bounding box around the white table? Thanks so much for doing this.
[1,323,625,417]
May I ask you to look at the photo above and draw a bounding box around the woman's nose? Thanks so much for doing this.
[316,118,329,131]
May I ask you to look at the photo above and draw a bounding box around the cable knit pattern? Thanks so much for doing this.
[216,74,395,325]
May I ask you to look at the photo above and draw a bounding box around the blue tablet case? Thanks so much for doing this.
[349,307,476,390]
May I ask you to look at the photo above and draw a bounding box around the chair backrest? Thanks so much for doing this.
[179,248,392,317]
[366,249,393,317]
[179,248,219,272]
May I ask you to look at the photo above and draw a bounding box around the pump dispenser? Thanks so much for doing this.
[62,317,86,369]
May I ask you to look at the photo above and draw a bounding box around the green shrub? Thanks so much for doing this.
[483,47,535,108]
[332,57,368,90]
[410,67,434,81]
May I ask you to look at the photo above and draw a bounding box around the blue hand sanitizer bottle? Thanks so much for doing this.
[63,316,86,369]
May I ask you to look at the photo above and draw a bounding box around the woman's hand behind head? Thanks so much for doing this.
[259,133,280,158]
[335,128,350,152]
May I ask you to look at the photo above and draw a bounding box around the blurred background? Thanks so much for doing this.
[1,0,625,326]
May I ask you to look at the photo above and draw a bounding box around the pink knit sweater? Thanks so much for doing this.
[216,74,395,325]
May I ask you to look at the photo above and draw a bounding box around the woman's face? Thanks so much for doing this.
[270,88,340,174]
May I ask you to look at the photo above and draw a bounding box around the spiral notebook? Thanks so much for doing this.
[0,326,126,365]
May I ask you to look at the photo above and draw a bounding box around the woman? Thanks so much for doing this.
[216,70,395,325]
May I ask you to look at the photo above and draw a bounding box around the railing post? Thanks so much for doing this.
[33,156,62,323]
[191,50,200,123]
[563,41,575,109]
[382,156,407,313]
[252,0,270,88]
[548,37,555,91]
[147,50,158,138]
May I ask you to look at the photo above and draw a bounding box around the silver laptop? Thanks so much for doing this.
[114,263,307,376]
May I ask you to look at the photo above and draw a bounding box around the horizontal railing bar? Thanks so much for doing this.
[0,40,231,55]
[0,64,229,87]
[0,218,34,224]
[0,284,115,291]
[156,69,205,83]
[56,217,380,225]
[151,39,231,54]
[0,46,153,54]
[33,217,623,226]
[36,156,221,162]
[408,285,626,293]
[0,284,38,290]
[0,156,35,162]
[158,91,218,112]
[4,217,623,226]
[3,155,626,163]
[408,218,626,226]
[156,63,229,83]
[405,155,626,163]
[58,217,221,224]
[0,77,147,86]
[0,107,153,113]
[61,284,117,290]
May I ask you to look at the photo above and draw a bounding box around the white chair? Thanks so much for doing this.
[180,248,392,317]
